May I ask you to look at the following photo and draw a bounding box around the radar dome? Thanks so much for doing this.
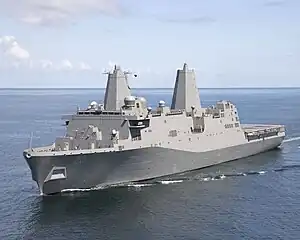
[124,96,136,107]
[90,101,97,106]
[137,97,147,108]
[158,100,165,107]
[138,97,147,103]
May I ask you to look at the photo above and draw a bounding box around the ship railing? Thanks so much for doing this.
[151,113,162,117]
[245,130,279,141]
[247,127,281,135]
[192,128,204,133]
[166,110,184,116]
[31,144,55,152]
[166,112,183,116]
[77,110,123,115]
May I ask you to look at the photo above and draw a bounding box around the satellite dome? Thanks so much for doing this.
[137,97,147,108]
[124,96,135,101]
[90,101,97,106]
[158,100,165,107]
[124,96,136,107]
[138,97,147,103]
[89,101,98,109]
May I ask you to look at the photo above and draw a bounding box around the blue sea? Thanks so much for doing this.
[0,88,300,239]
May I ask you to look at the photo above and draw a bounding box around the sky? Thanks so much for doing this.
[0,0,299,88]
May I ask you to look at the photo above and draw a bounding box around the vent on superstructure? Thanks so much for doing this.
[192,116,205,133]
[168,130,177,137]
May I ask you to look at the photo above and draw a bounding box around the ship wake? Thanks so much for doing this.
[59,165,300,195]
[283,136,300,143]
[59,136,300,195]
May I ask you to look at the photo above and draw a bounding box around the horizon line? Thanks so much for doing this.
[0,87,300,90]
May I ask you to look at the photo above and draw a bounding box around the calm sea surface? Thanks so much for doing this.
[0,88,300,240]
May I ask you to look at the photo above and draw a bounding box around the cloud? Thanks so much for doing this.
[0,35,93,71]
[79,62,92,71]
[0,36,30,61]
[0,0,121,26]
[40,59,53,69]
[60,59,73,70]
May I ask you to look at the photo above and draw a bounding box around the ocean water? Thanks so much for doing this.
[0,88,300,240]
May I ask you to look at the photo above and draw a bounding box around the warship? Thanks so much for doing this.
[23,63,286,195]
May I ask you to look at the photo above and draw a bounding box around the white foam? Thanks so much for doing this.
[55,168,271,195]
[283,136,300,143]
[202,177,211,181]
[160,180,184,185]
[127,183,153,188]
[61,185,106,193]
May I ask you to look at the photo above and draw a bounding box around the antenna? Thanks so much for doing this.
[124,70,138,78]
[29,132,33,150]
[124,70,132,75]
[102,68,111,75]
[123,69,138,90]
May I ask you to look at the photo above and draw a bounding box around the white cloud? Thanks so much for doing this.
[0,35,93,71]
[40,59,53,69]
[60,59,73,70]
[0,36,30,61]
[79,62,92,71]
[1,0,121,26]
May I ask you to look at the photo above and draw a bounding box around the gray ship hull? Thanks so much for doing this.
[25,135,284,195]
